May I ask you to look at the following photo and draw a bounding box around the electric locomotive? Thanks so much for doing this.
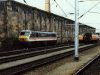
[91,33,99,42]
[18,30,57,46]
[79,33,85,43]
[79,33,99,43]
[96,33,100,40]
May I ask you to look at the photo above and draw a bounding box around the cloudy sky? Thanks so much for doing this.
[15,0,100,32]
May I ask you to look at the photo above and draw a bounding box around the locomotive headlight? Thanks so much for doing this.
[26,36,29,38]
[19,35,29,38]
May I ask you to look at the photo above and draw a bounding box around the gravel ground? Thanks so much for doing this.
[19,46,100,75]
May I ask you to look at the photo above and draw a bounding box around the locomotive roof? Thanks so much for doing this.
[21,30,56,34]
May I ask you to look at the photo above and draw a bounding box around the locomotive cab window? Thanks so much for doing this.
[30,32,36,37]
[20,32,30,35]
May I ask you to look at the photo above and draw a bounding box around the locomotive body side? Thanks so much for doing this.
[91,34,99,42]
[79,33,99,43]
[84,33,91,43]
[18,30,57,46]
[79,33,85,43]
[29,31,57,42]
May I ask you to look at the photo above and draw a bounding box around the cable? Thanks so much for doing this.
[90,0,100,15]
[78,2,100,19]
[24,0,68,17]
[81,23,100,24]
[89,11,100,14]
[54,0,67,17]
[90,0,100,10]
[65,0,75,9]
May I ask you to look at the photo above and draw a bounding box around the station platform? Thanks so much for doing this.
[45,46,100,75]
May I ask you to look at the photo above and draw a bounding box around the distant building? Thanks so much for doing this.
[45,0,50,12]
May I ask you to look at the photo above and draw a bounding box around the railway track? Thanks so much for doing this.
[0,43,82,57]
[0,43,83,64]
[0,43,73,52]
[0,43,99,75]
[74,54,100,75]
[0,44,76,64]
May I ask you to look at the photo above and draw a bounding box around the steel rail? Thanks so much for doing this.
[0,44,75,64]
[0,43,76,57]
[74,54,100,75]
[0,44,94,70]
[0,43,99,75]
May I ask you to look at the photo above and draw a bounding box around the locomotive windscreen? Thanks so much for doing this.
[20,32,30,35]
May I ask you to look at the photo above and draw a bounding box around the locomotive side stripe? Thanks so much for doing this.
[29,38,57,39]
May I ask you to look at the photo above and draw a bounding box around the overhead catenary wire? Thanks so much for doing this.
[90,0,100,10]
[82,23,100,24]
[23,0,100,25]
[78,1,100,19]
[54,0,67,17]
[89,11,100,14]
[89,0,100,14]
[24,0,67,17]
[65,0,75,9]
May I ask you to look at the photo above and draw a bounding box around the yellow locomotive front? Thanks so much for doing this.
[18,30,30,42]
